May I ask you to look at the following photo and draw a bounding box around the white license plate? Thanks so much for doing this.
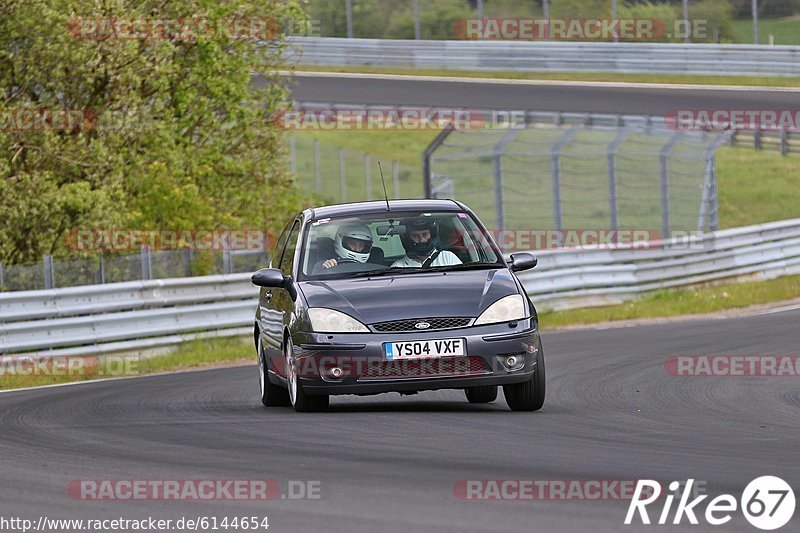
[384,338,466,360]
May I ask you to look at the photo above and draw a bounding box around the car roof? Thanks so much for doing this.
[306,199,464,220]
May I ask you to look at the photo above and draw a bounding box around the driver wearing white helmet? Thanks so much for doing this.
[317,223,374,270]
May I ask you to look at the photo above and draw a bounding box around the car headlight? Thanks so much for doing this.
[474,295,527,326]
[308,308,369,333]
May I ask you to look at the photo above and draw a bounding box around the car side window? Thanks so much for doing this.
[271,220,293,268]
[279,220,301,277]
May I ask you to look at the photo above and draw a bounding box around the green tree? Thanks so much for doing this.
[0,0,309,264]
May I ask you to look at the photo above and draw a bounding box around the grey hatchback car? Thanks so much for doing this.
[252,199,544,412]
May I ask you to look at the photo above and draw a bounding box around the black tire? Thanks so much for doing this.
[285,338,329,413]
[465,385,498,404]
[257,335,289,407]
[503,341,546,412]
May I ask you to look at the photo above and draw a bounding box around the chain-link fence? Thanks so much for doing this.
[0,249,268,292]
[427,117,730,241]
[289,135,423,203]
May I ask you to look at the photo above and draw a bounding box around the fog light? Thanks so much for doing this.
[505,356,518,368]
[331,367,344,378]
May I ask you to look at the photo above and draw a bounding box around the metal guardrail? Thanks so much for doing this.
[2,218,799,356]
[288,37,800,77]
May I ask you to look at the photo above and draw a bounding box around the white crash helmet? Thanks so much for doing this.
[334,223,373,264]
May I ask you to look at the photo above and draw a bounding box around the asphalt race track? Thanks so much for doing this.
[280,72,800,115]
[1,306,798,532]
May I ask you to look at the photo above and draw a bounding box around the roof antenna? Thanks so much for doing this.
[378,161,391,211]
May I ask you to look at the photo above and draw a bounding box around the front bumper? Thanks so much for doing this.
[285,319,540,395]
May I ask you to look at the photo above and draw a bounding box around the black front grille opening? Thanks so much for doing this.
[372,317,472,333]
[358,356,490,380]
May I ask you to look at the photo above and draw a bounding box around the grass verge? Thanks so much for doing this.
[540,274,800,329]
[732,17,800,46]
[0,336,253,391]
[292,65,800,88]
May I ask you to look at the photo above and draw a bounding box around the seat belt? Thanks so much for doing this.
[422,249,443,268]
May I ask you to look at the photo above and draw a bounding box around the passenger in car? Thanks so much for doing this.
[391,216,462,268]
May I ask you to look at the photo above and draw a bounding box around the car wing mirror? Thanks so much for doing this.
[252,268,298,300]
[508,252,537,272]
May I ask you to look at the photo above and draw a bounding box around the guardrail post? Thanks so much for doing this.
[140,246,152,280]
[338,147,346,201]
[392,160,400,198]
[364,154,372,200]
[607,129,631,233]
[551,125,581,239]
[0,262,4,288]
[422,124,455,199]
[43,255,55,289]
[659,132,683,240]
[754,129,762,150]
[492,128,523,233]
[780,129,789,156]
[313,140,321,193]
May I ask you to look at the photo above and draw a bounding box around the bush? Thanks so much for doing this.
[689,0,737,42]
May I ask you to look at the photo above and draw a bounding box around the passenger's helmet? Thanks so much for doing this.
[400,216,439,257]
[334,223,373,264]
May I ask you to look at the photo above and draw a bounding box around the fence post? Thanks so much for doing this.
[345,0,353,38]
[607,129,631,233]
[551,125,581,237]
[392,160,400,198]
[289,134,297,174]
[140,246,152,280]
[412,0,421,39]
[314,139,321,193]
[98,252,106,284]
[365,154,372,200]
[223,250,233,274]
[659,132,683,240]
[43,255,55,289]
[185,249,193,277]
[422,124,455,198]
[492,128,523,233]
[699,132,729,232]
[338,147,346,201]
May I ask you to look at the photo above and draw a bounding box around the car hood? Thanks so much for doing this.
[298,269,521,325]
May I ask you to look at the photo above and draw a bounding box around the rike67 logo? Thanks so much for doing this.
[625,477,795,530]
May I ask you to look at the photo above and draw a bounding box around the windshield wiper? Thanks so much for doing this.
[348,263,504,278]
[348,266,421,278]
[417,263,505,273]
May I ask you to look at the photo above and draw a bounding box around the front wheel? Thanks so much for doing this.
[503,342,546,412]
[286,339,329,412]
[258,336,289,407]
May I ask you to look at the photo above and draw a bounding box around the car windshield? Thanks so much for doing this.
[299,210,503,280]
